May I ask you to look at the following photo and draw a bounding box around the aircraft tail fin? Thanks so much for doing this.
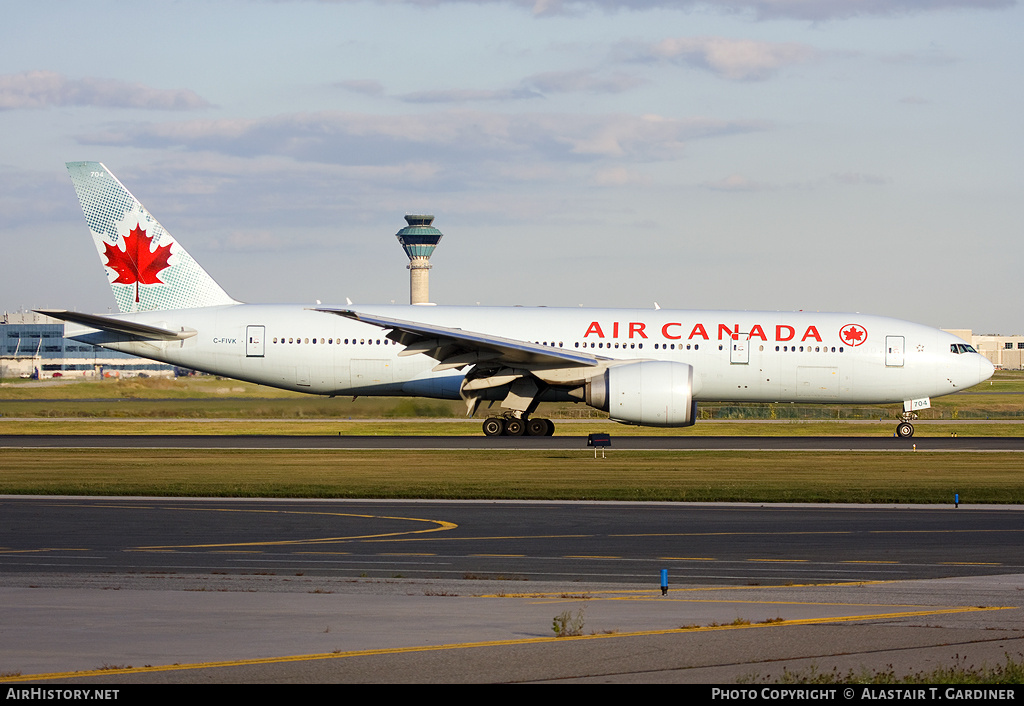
[66,161,238,313]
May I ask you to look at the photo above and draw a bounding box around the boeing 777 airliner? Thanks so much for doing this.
[40,162,994,438]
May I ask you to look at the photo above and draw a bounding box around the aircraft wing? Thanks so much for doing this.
[314,307,604,371]
[35,309,197,341]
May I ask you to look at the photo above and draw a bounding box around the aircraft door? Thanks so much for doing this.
[885,336,904,367]
[246,325,265,357]
[730,338,749,364]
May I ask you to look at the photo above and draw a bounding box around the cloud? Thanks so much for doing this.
[397,70,641,103]
[337,79,387,97]
[305,0,1016,21]
[523,69,644,94]
[702,174,770,191]
[399,87,543,103]
[592,166,649,186]
[627,37,819,81]
[0,166,79,228]
[879,51,958,67]
[212,230,295,253]
[349,69,643,105]
[0,71,211,111]
[701,171,889,192]
[78,110,763,166]
[830,172,887,186]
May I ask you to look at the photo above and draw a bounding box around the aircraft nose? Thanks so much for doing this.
[979,355,995,384]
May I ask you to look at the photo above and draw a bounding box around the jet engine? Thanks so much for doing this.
[584,360,698,427]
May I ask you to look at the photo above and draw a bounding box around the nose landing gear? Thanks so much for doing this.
[896,411,918,438]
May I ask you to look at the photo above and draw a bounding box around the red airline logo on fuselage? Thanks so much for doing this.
[839,324,868,346]
[583,321,831,343]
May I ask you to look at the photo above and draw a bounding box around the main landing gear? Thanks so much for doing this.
[482,414,555,437]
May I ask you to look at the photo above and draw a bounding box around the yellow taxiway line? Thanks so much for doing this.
[2,605,1012,684]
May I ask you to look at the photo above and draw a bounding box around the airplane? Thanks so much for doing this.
[39,161,995,439]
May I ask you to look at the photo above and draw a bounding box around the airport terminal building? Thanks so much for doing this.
[1,311,176,379]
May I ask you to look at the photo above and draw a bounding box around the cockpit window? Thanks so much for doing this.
[951,343,977,354]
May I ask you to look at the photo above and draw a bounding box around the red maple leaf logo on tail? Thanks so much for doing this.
[103,224,173,302]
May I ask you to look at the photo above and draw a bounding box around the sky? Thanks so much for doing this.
[1,0,1021,333]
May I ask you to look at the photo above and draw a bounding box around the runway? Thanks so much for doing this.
[3,433,1024,450]
[2,497,1023,683]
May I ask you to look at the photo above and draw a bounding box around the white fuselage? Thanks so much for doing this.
[67,304,994,405]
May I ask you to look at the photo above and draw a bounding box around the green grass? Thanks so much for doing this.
[1,448,1020,502]
[2,372,1022,438]
[3,376,1022,503]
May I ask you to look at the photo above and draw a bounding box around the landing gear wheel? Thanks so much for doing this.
[526,418,551,437]
[896,422,915,438]
[482,417,504,437]
[504,418,526,436]
[545,420,555,436]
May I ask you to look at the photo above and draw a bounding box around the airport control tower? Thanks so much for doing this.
[395,214,444,305]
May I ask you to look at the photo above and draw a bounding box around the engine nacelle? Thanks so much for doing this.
[585,361,698,427]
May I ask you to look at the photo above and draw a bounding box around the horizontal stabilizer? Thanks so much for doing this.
[35,309,197,340]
